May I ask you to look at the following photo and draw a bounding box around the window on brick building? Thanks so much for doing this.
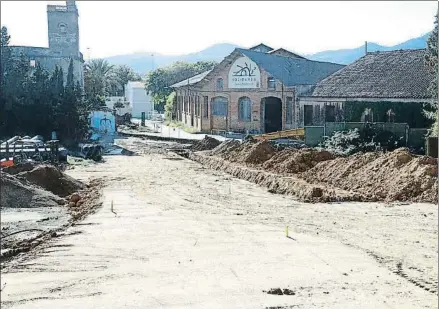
[267,77,275,89]
[203,96,209,118]
[217,78,223,91]
[211,96,228,116]
[286,97,293,124]
[238,97,252,121]
[325,105,336,122]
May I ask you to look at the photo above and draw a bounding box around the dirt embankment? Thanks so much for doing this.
[1,164,103,261]
[301,148,438,203]
[191,136,221,151]
[195,139,437,203]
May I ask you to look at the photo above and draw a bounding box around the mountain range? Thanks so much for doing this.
[104,33,431,75]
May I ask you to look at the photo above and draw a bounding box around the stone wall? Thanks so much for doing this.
[6,1,84,88]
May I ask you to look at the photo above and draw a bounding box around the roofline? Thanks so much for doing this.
[236,48,345,67]
[248,43,274,50]
[299,96,434,103]
[8,45,50,49]
[366,48,427,54]
[268,48,306,58]
[170,69,213,88]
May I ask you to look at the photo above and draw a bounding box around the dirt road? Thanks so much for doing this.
[1,138,437,308]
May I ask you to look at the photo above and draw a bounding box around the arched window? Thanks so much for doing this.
[216,78,224,91]
[211,96,228,116]
[386,109,395,123]
[238,97,252,121]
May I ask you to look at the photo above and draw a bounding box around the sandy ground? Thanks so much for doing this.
[0,137,437,308]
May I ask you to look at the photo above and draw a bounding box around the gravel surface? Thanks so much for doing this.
[1,137,436,309]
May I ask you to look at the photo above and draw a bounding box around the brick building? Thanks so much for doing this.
[171,44,344,134]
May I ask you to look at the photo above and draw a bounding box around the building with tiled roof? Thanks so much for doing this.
[300,49,435,130]
[311,49,433,99]
[171,45,344,134]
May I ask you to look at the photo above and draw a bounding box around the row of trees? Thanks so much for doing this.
[84,59,141,108]
[145,61,217,113]
[0,26,143,145]
[0,26,87,145]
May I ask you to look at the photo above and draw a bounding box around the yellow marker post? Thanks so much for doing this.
[286,226,289,238]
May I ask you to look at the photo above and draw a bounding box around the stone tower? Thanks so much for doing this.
[47,0,80,57]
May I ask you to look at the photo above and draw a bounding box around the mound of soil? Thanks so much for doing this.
[211,140,276,165]
[239,140,276,164]
[0,172,65,209]
[263,148,334,174]
[211,139,242,157]
[191,136,221,151]
[16,165,85,197]
[301,148,437,203]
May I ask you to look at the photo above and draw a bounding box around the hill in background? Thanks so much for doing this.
[104,33,430,75]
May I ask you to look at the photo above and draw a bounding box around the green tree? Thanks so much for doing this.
[164,91,176,120]
[145,61,216,112]
[112,65,142,95]
[425,14,438,135]
[84,58,115,98]
[0,28,88,143]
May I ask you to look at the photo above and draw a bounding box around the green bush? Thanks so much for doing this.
[320,126,404,156]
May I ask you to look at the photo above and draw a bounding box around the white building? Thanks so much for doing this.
[124,81,154,119]
[104,96,131,116]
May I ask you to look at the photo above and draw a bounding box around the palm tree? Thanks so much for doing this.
[84,59,116,98]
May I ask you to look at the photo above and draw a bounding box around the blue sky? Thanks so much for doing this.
[1,1,437,58]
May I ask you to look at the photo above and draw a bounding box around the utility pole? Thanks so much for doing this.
[151,53,155,71]
[365,41,368,55]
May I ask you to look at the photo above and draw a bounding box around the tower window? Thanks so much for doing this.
[58,23,67,34]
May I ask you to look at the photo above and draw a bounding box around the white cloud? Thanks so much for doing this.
[1,1,437,58]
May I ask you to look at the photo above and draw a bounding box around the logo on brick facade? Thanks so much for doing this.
[228,56,261,89]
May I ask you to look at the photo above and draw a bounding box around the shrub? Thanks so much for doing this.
[320,126,404,156]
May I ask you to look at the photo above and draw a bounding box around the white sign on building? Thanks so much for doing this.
[228,56,261,89]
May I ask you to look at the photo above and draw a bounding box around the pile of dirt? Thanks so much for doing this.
[191,136,221,151]
[0,172,65,209]
[211,140,276,164]
[301,148,438,203]
[15,165,85,197]
[263,148,334,174]
[210,139,242,157]
[239,140,276,164]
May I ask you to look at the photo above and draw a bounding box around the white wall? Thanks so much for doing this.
[105,96,131,116]
[125,82,154,119]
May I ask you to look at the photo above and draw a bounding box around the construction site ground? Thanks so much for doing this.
[0,136,437,309]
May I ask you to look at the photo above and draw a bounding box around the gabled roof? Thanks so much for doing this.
[170,70,212,88]
[171,48,345,89]
[249,43,274,53]
[237,48,345,87]
[311,49,434,99]
[268,48,306,59]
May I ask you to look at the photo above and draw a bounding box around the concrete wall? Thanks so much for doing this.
[105,96,131,116]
